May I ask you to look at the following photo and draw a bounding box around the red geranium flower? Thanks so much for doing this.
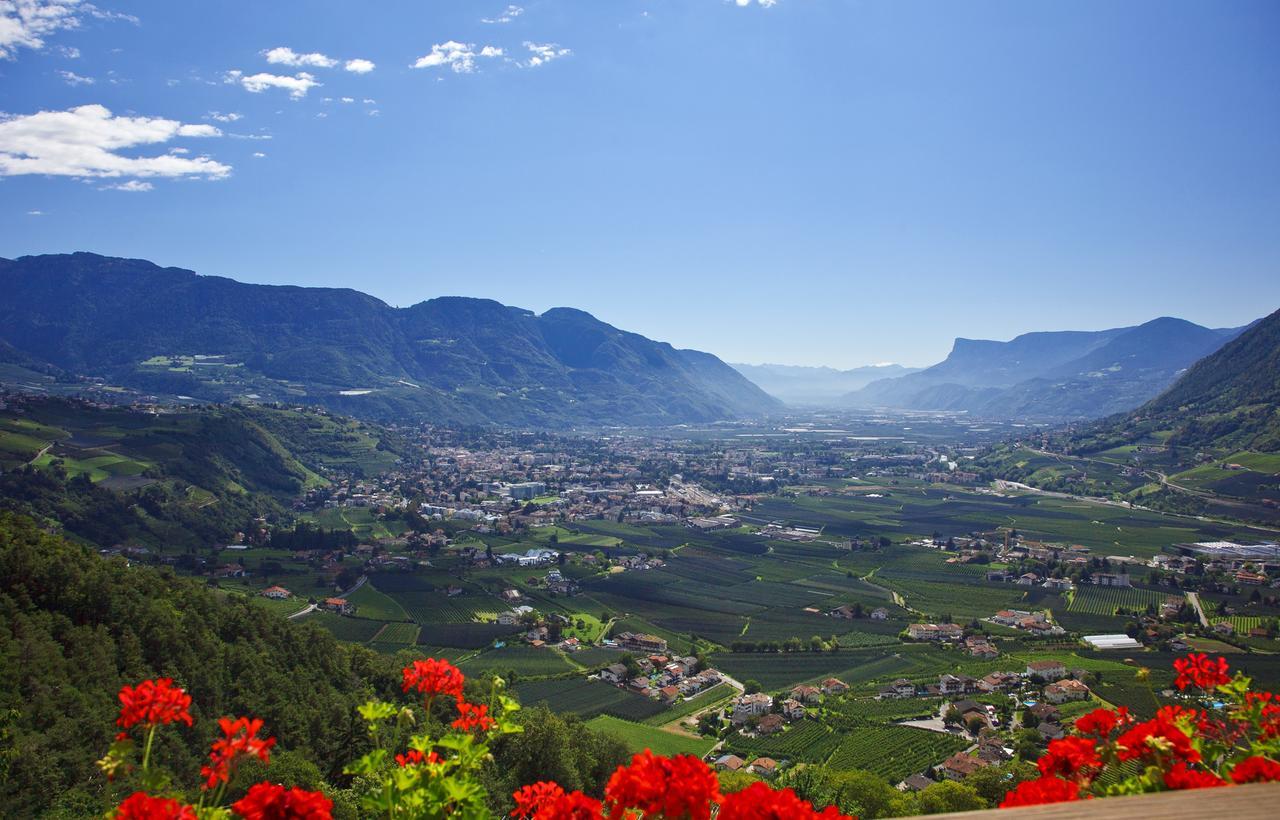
[396,748,442,767]
[117,679,194,729]
[401,659,465,702]
[231,782,333,820]
[201,717,276,789]
[512,782,568,818]
[1231,756,1280,784]
[1038,737,1102,780]
[530,791,604,820]
[452,700,496,732]
[999,776,1082,808]
[1243,692,1280,739]
[1115,714,1198,763]
[1164,763,1226,790]
[1173,654,1231,691]
[717,782,855,820]
[114,791,198,819]
[1074,707,1128,738]
[604,750,720,820]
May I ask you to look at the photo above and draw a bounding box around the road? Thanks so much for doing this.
[287,574,367,620]
[1186,591,1210,628]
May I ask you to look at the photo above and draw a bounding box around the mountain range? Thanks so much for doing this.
[843,317,1250,420]
[1080,306,1280,454]
[0,253,780,427]
[729,362,921,405]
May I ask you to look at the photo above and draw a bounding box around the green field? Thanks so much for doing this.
[458,645,577,678]
[583,715,717,758]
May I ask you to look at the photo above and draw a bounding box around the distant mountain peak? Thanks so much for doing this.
[0,253,780,427]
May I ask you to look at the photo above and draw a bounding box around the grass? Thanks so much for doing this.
[349,582,412,621]
[584,715,716,758]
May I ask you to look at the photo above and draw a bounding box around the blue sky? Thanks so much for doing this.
[1,1,1277,368]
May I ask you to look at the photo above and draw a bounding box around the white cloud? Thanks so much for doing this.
[27,208,43,215]
[340,96,353,103]
[57,68,92,84]
[103,179,152,191]
[523,41,570,68]
[411,41,503,73]
[0,104,230,180]
[344,57,374,74]
[0,0,136,60]
[481,4,522,24]
[55,43,78,57]
[207,110,241,122]
[362,97,376,104]
[263,46,336,68]
[252,151,265,158]
[734,0,778,6]
[226,69,320,99]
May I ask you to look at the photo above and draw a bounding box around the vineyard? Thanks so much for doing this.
[391,592,505,625]
[825,726,968,781]
[369,621,420,645]
[721,720,843,763]
[458,645,577,678]
[1067,586,1174,616]
[514,677,668,722]
[301,612,387,643]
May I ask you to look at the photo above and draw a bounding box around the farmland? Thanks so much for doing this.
[514,677,667,722]
[722,720,843,763]
[1067,586,1175,617]
[583,716,717,758]
[825,727,969,781]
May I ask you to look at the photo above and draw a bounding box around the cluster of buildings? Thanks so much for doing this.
[599,655,722,704]
[987,609,1065,636]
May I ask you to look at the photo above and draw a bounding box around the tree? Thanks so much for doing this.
[916,780,986,814]
[743,679,762,695]
[716,769,761,794]
[965,761,1037,805]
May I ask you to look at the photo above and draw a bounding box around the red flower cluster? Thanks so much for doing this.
[116,679,194,730]
[511,781,607,819]
[603,750,721,820]
[1164,762,1226,789]
[1073,706,1129,738]
[114,792,197,819]
[1243,692,1280,739]
[402,658,465,702]
[1116,708,1199,763]
[231,782,333,820]
[1231,756,1280,784]
[718,782,853,820]
[1174,653,1231,691]
[1037,736,1102,780]
[1000,777,1083,808]
[396,748,442,767]
[512,764,852,820]
[452,700,496,733]
[202,716,277,789]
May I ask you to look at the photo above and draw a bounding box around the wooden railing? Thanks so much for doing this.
[908,781,1280,819]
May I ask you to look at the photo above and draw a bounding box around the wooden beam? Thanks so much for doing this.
[906,782,1280,819]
